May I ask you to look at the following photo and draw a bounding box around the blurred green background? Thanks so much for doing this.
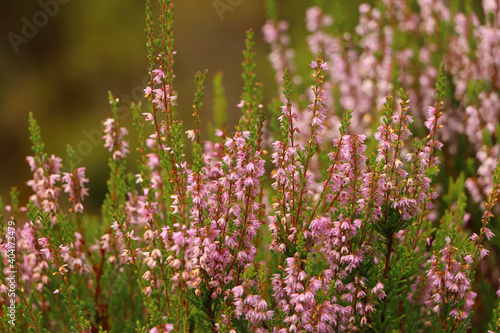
[0,0,365,214]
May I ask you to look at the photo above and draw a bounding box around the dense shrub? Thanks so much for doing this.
[1,0,500,332]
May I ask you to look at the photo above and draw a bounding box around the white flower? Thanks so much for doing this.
[185,129,196,141]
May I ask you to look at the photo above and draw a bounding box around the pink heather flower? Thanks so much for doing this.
[110,221,123,239]
[25,155,63,225]
[371,282,384,294]
[359,3,371,15]
[262,20,279,44]
[262,19,295,86]
[143,112,154,122]
[469,233,479,243]
[186,129,196,141]
[480,248,490,258]
[483,0,498,15]
[102,118,129,160]
[151,248,162,260]
[483,227,495,240]
[26,155,37,172]
[38,237,48,247]
[450,309,460,318]
[152,69,165,84]
[40,248,52,260]
[62,167,89,213]
[310,60,328,70]
[233,285,244,298]
[143,286,152,297]
[306,6,333,32]
[424,106,437,131]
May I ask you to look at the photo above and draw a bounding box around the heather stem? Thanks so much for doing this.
[412,64,446,249]
[383,232,394,279]
[294,56,326,228]
[17,274,43,333]
[471,163,500,264]
[307,136,344,226]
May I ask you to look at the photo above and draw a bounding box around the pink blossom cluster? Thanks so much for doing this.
[102,117,129,160]
[425,243,476,321]
[25,154,63,224]
[265,66,446,331]
[62,167,89,213]
[262,20,295,88]
[262,1,500,203]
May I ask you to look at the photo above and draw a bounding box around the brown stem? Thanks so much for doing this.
[383,232,394,279]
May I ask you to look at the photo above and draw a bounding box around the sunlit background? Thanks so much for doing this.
[0,0,365,213]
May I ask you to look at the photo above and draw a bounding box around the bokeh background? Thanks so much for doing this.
[0,0,365,214]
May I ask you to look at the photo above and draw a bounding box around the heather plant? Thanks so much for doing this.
[1,0,500,332]
[263,0,500,202]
